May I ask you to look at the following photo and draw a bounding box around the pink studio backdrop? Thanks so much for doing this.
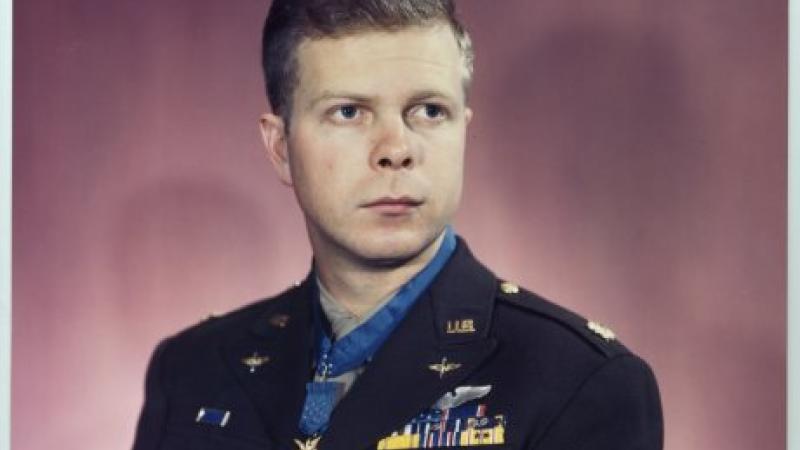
[13,0,786,449]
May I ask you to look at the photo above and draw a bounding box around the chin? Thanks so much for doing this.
[349,228,443,267]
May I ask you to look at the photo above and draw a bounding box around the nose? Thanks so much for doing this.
[370,117,418,171]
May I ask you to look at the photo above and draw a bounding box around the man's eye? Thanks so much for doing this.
[423,104,444,118]
[410,103,448,122]
[333,105,360,120]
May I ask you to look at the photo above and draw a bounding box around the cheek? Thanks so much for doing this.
[289,134,332,178]
[292,127,365,173]
[290,141,360,207]
[425,137,465,176]
[429,139,465,203]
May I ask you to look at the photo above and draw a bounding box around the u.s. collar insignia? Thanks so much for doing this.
[587,321,616,341]
[242,352,270,373]
[446,319,477,334]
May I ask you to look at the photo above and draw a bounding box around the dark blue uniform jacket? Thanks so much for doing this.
[133,239,663,450]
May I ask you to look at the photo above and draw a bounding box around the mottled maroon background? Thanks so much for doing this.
[12,0,786,449]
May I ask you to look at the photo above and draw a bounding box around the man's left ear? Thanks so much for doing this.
[465,107,474,125]
[259,113,293,186]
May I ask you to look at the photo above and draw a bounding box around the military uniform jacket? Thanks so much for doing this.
[132,239,663,450]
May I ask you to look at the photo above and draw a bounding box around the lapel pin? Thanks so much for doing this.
[242,352,270,373]
[269,314,290,328]
[195,407,231,427]
[428,357,462,379]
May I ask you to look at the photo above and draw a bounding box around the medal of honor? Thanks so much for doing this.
[295,228,458,448]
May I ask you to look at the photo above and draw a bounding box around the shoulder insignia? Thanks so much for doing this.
[494,280,629,358]
[499,281,519,294]
[587,321,616,341]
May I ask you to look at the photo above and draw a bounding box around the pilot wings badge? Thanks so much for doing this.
[428,357,462,379]
[435,385,492,410]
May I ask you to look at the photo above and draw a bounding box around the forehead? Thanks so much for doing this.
[293,25,466,103]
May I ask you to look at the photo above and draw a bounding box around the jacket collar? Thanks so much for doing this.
[221,278,315,450]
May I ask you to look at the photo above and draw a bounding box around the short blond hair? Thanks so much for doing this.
[261,0,473,125]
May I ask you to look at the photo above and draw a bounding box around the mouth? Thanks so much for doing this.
[361,196,424,215]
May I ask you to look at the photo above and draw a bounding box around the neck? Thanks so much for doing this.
[312,231,447,318]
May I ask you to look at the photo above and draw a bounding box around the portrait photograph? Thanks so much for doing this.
[10,0,786,449]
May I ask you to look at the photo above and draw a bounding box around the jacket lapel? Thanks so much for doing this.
[322,240,499,450]
[220,277,315,450]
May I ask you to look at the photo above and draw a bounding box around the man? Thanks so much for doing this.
[132,1,663,449]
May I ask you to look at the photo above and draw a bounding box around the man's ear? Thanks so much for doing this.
[464,107,474,125]
[259,113,292,186]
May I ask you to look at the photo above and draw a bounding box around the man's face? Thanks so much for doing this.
[262,24,472,266]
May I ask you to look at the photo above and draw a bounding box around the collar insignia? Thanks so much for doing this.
[446,319,477,334]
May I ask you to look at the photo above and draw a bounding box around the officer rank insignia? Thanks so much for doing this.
[587,321,616,341]
[376,386,505,449]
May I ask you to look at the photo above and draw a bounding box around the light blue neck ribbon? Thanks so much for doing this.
[298,226,457,437]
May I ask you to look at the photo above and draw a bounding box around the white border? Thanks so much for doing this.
[0,0,8,442]
[790,0,798,447]
[0,3,789,450]
[0,0,10,445]
[0,0,12,442]
[0,0,9,442]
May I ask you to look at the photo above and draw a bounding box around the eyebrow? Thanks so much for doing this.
[307,91,372,110]
[306,89,459,110]
[407,90,458,104]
